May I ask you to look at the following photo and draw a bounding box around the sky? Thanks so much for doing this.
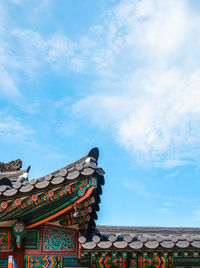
[1,0,200,227]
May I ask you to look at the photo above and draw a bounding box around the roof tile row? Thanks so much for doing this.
[0,148,103,198]
[79,226,200,250]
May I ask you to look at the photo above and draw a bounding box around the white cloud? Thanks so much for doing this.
[0,112,34,144]
[0,67,21,98]
[0,2,88,102]
[123,180,150,196]
[164,171,180,179]
[72,0,200,167]
[0,4,22,100]
[157,207,171,215]
[157,201,173,215]
[192,207,200,222]
[8,0,50,8]
[163,202,172,207]
[11,29,89,73]
[73,67,200,166]
[110,0,187,56]
[1,0,200,167]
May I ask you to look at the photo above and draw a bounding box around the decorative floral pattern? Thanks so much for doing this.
[0,230,11,250]
[1,178,89,213]
[42,225,75,252]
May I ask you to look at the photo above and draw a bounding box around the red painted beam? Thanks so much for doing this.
[26,187,95,229]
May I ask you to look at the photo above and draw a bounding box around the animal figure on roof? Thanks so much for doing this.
[0,159,22,173]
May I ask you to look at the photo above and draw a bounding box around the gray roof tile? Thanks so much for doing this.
[79,225,200,250]
[0,148,104,198]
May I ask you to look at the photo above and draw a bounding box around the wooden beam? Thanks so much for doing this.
[26,186,95,229]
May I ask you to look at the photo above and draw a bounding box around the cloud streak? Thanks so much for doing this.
[0,112,34,144]
[123,180,151,197]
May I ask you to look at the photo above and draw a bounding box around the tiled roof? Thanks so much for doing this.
[79,225,200,249]
[0,148,104,198]
[0,148,105,234]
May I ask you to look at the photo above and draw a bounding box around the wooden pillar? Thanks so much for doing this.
[13,251,24,268]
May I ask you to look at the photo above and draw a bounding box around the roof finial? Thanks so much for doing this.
[0,159,22,173]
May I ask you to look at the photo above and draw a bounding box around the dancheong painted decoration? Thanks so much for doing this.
[24,256,63,268]
[0,148,200,267]
[42,225,75,252]
[0,230,11,250]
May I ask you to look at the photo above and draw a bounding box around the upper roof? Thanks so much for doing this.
[0,147,104,198]
[0,148,105,234]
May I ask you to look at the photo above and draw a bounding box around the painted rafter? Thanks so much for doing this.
[0,178,89,214]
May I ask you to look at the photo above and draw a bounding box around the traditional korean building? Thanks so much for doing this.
[0,148,200,268]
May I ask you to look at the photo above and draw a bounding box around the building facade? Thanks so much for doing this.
[0,148,200,267]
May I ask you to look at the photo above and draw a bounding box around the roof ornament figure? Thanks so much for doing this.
[0,159,22,173]
[0,159,31,187]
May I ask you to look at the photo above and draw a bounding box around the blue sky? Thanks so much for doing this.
[1,0,200,227]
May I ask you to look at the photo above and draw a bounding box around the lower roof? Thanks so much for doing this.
[96,225,200,235]
[79,225,200,250]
